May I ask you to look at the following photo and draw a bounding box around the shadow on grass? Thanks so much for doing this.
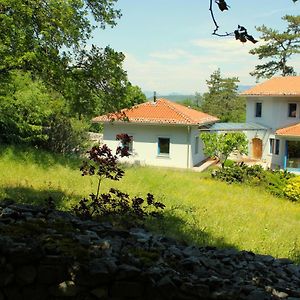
[0,186,81,210]
[146,208,237,251]
[0,144,82,171]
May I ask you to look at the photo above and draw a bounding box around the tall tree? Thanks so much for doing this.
[0,0,131,114]
[249,15,300,79]
[201,69,245,122]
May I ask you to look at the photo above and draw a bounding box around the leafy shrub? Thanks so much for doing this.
[212,162,265,184]
[73,145,165,221]
[264,169,295,198]
[212,163,296,200]
[43,115,89,154]
[284,176,300,202]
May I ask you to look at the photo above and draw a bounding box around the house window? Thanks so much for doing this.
[195,136,199,154]
[288,103,297,117]
[158,137,170,155]
[255,102,262,117]
[270,138,280,155]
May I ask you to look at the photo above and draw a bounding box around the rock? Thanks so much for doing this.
[1,201,300,300]
[90,287,108,298]
[117,264,141,280]
[37,264,67,284]
[16,265,37,285]
[49,280,79,297]
[272,289,289,298]
[111,281,144,298]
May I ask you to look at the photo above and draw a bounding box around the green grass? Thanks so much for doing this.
[1,145,300,262]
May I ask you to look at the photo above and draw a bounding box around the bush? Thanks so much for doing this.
[212,162,265,184]
[43,115,89,154]
[284,176,300,202]
[212,163,296,200]
[264,169,295,198]
[73,145,165,223]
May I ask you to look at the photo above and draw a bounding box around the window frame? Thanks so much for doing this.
[270,138,280,155]
[288,103,297,118]
[255,102,262,118]
[195,136,199,154]
[157,137,170,156]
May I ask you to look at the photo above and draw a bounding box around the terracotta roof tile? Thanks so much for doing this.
[242,76,300,96]
[276,123,300,137]
[92,98,219,125]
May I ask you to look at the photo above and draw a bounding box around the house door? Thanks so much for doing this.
[252,138,262,159]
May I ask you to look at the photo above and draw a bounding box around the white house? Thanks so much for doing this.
[92,98,218,169]
[241,76,300,172]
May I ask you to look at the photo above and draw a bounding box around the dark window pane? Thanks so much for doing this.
[288,103,297,117]
[275,139,280,155]
[255,102,262,117]
[158,138,170,154]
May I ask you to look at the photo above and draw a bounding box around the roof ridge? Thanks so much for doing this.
[160,99,194,123]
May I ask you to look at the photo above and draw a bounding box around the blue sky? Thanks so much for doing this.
[91,0,300,95]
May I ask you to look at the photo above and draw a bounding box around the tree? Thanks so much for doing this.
[0,0,120,76]
[249,15,300,80]
[0,0,131,114]
[123,84,147,107]
[179,93,203,111]
[0,71,63,144]
[201,69,245,122]
[200,132,248,169]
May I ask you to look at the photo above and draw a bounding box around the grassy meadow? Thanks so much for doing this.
[1,145,300,263]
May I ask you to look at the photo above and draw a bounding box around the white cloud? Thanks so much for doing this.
[122,38,275,94]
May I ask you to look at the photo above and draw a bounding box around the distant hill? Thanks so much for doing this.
[146,94,196,103]
[144,86,253,103]
[238,85,253,92]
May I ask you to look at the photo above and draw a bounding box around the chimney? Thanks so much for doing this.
[153,91,157,102]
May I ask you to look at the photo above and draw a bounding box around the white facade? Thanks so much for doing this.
[102,122,206,169]
[245,96,300,169]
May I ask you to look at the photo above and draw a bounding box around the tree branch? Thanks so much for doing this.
[209,0,234,37]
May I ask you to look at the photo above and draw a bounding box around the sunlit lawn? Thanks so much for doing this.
[1,145,300,262]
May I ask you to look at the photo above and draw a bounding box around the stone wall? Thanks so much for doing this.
[0,200,300,300]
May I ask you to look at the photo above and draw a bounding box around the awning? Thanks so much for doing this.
[199,122,269,132]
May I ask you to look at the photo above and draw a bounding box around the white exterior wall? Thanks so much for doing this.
[246,96,300,130]
[245,96,300,168]
[102,123,206,168]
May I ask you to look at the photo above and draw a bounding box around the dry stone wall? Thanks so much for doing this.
[0,200,300,300]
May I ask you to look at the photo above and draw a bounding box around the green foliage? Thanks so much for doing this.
[212,163,265,184]
[200,132,248,168]
[284,176,300,201]
[124,84,147,106]
[250,15,300,79]
[63,46,130,118]
[178,92,203,110]
[264,169,295,198]
[0,71,64,145]
[43,115,89,154]
[201,69,246,122]
[0,71,89,153]
[212,163,296,199]
[0,0,135,118]
[0,0,120,76]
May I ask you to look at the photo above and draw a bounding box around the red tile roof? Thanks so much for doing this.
[242,76,300,96]
[276,123,300,137]
[92,98,219,125]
